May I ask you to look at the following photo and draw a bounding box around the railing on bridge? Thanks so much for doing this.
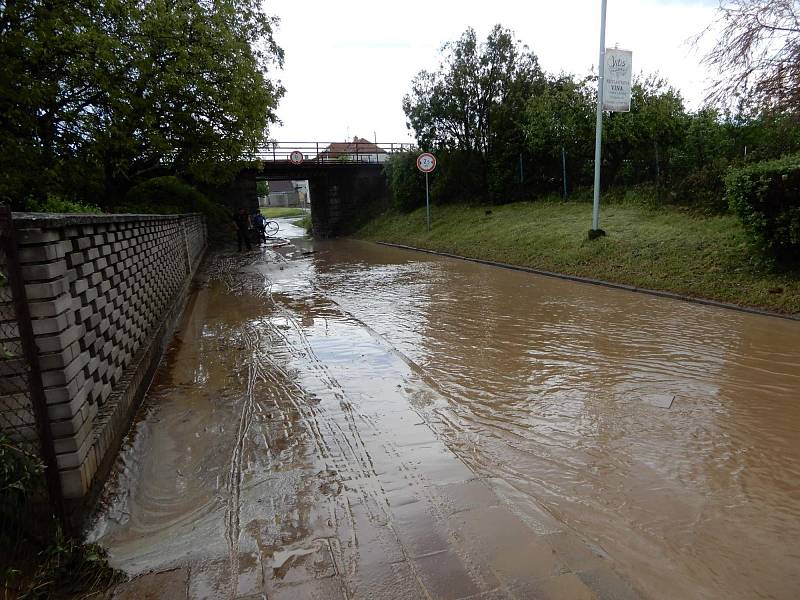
[254,141,416,165]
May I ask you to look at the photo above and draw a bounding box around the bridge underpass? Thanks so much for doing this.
[236,140,414,237]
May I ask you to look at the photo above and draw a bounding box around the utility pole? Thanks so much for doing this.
[591,0,608,237]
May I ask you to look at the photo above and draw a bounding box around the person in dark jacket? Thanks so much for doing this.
[252,210,267,244]
[233,207,251,252]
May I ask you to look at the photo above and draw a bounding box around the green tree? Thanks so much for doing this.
[0,0,284,208]
[601,75,686,187]
[402,25,544,202]
[523,75,595,194]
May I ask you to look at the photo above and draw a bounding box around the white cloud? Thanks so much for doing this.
[267,0,719,143]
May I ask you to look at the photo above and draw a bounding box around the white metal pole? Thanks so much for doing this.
[592,0,608,232]
[425,172,431,231]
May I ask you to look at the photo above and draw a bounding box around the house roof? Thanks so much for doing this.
[319,137,387,157]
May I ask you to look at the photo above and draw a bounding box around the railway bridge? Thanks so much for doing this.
[235,140,414,237]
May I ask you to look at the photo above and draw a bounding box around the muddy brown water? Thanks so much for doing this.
[91,220,800,599]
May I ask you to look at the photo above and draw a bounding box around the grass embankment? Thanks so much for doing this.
[292,215,312,233]
[356,199,800,315]
[260,207,308,218]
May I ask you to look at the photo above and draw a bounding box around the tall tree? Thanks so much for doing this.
[0,0,284,207]
[700,0,800,113]
[601,75,686,186]
[402,25,543,201]
[402,25,543,155]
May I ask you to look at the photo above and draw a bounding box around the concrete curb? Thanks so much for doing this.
[375,241,800,322]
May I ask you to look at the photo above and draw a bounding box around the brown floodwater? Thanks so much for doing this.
[91,220,800,600]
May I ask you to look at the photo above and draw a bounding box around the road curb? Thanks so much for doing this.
[374,241,800,322]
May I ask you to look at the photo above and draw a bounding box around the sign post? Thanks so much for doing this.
[590,1,633,238]
[591,0,609,236]
[417,152,436,231]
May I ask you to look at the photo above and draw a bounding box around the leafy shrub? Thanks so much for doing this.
[673,159,729,213]
[1,434,43,546]
[22,529,125,598]
[431,150,487,204]
[1,435,125,598]
[121,176,207,212]
[115,176,233,244]
[384,152,427,212]
[24,194,101,214]
[726,154,800,266]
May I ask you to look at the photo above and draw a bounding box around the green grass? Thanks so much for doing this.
[292,215,312,234]
[355,198,800,315]
[260,207,308,218]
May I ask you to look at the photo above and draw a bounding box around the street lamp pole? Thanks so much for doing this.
[591,0,608,233]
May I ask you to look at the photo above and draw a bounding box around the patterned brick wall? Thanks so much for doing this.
[5,213,205,499]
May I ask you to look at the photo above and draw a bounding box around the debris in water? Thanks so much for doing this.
[644,394,675,409]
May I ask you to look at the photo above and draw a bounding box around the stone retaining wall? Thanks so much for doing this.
[4,213,205,502]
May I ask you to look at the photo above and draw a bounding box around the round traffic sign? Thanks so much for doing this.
[417,152,436,173]
[289,150,304,165]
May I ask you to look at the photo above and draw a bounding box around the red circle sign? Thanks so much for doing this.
[289,150,304,165]
[417,152,436,173]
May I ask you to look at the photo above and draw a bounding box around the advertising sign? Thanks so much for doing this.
[603,49,632,112]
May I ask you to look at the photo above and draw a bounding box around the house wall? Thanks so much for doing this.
[266,191,301,208]
[3,213,205,503]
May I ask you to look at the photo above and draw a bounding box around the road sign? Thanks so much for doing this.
[417,153,436,173]
[416,153,436,231]
[603,48,632,112]
[289,150,304,165]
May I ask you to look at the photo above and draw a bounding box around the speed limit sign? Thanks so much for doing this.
[289,150,304,165]
[416,152,436,230]
[417,152,436,173]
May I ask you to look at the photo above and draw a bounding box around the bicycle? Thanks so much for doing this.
[264,220,279,238]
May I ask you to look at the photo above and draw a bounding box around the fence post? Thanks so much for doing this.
[0,205,67,529]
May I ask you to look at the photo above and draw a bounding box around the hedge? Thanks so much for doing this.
[726,154,800,266]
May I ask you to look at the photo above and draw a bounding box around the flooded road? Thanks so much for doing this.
[93,219,800,600]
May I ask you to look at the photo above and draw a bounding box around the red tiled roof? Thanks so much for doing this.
[320,137,387,157]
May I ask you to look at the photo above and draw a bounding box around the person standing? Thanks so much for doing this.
[252,210,267,244]
[233,207,251,252]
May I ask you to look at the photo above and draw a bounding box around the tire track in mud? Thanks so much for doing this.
[246,250,504,595]
[209,249,502,597]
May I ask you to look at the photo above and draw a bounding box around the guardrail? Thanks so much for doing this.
[253,141,416,164]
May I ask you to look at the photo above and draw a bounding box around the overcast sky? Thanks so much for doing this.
[267,0,720,144]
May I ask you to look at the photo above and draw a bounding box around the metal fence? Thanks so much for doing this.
[0,205,65,525]
[254,141,416,164]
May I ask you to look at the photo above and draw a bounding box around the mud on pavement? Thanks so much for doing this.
[91,219,800,600]
[90,228,640,599]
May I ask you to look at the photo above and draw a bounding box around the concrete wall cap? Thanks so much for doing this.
[11,212,203,228]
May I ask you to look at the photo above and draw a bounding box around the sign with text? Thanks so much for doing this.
[603,49,632,112]
[289,150,304,165]
[417,152,436,173]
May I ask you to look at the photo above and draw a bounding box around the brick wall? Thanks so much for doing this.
[3,213,205,501]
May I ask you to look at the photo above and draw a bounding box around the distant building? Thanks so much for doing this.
[262,180,310,208]
[316,137,388,163]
